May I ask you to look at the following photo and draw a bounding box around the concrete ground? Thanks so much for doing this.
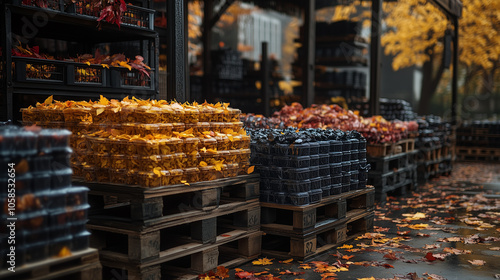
[219,162,500,280]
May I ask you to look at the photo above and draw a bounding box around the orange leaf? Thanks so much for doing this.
[468,259,486,266]
[342,255,355,260]
[44,95,53,105]
[247,166,255,174]
[57,246,71,257]
[280,258,294,264]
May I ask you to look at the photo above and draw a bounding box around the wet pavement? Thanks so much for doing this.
[208,162,500,280]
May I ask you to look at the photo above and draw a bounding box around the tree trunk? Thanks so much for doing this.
[417,52,445,115]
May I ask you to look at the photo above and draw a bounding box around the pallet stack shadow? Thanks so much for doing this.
[415,116,454,183]
[456,120,500,161]
[0,126,100,280]
[248,128,374,260]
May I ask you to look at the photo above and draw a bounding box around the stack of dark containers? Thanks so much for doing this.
[0,125,90,268]
[350,98,417,121]
[248,128,369,206]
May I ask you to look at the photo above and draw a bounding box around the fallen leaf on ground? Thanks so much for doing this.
[468,259,486,266]
[252,258,273,265]
[383,252,399,260]
[280,258,294,264]
[489,247,500,251]
[424,252,436,261]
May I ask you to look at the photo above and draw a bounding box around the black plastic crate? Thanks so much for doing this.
[321,185,331,197]
[17,0,62,10]
[319,164,330,176]
[341,161,351,172]
[331,183,342,195]
[270,179,284,192]
[310,155,319,166]
[284,180,310,193]
[289,192,309,206]
[310,177,321,190]
[288,156,311,168]
[309,189,322,204]
[260,190,272,202]
[309,142,320,155]
[331,174,342,185]
[309,166,320,178]
[283,167,310,180]
[258,166,270,178]
[329,152,342,164]
[289,143,310,156]
[318,141,330,154]
[342,151,351,162]
[319,154,329,165]
[273,192,288,204]
[123,5,155,30]
[260,178,272,190]
[350,159,360,171]
[329,139,343,152]
[270,143,289,156]
[269,166,283,179]
[330,162,342,176]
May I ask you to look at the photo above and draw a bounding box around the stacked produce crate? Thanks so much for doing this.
[0,126,100,280]
[456,120,500,161]
[248,128,374,260]
[415,116,454,182]
[22,97,260,279]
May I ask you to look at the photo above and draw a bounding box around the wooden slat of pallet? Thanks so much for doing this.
[98,230,263,270]
[87,199,260,233]
[260,188,374,232]
[75,174,259,200]
[367,139,415,157]
[260,209,373,261]
[0,248,101,280]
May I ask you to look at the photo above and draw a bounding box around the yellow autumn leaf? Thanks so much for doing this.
[58,246,71,257]
[96,108,105,115]
[99,95,110,105]
[101,64,109,69]
[181,180,190,186]
[199,161,208,167]
[153,167,162,176]
[252,258,273,266]
[214,161,224,171]
[337,244,353,249]
[357,277,376,280]
[281,258,293,264]
[44,95,53,105]
[119,61,132,71]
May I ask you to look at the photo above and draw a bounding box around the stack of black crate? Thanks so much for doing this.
[0,126,91,269]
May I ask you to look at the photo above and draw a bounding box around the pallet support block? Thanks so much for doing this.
[193,188,220,210]
[233,207,261,228]
[223,181,260,200]
[291,236,316,258]
[238,233,262,257]
[293,209,317,230]
[322,224,347,245]
[191,247,219,273]
[126,265,161,280]
[131,197,163,221]
[128,231,161,262]
[191,217,217,244]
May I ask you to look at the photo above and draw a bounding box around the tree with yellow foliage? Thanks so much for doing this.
[382,0,500,115]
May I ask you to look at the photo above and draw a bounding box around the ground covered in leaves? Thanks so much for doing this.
[199,162,500,280]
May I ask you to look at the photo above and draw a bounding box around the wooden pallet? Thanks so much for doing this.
[366,138,415,157]
[260,188,374,233]
[88,202,261,263]
[367,164,416,188]
[376,179,415,202]
[367,151,415,173]
[260,209,374,261]
[456,146,500,157]
[78,174,260,223]
[0,248,101,280]
[100,230,263,279]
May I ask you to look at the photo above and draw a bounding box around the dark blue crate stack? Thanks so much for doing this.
[250,129,369,206]
[0,126,90,268]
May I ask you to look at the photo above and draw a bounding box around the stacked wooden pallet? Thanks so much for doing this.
[366,139,417,201]
[0,248,101,280]
[259,188,374,261]
[416,143,454,182]
[75,174,262,279]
